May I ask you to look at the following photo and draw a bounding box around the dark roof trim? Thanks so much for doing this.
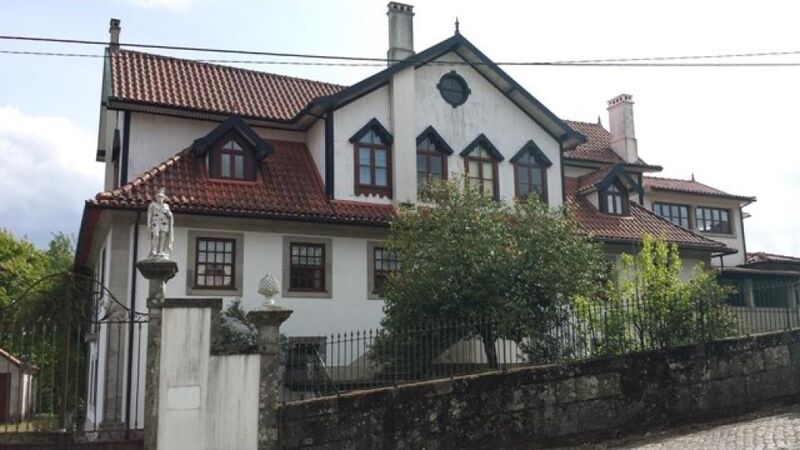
[598,236,735,255]
[510,140,552,167]
[646,183,757,203]
[191,115,274,159]
[349,118,393,145]
[460,134,504,161]
[416,126,454,155]
[596,164,644,197]
[564,157,663,172]
[311,33,584,147]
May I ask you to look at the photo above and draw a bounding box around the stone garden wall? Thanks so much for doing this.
[278,329,800,449]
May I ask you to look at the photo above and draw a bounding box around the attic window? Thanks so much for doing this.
[207,135,255,181]
[437,71,471,108]
[600,180,629,215]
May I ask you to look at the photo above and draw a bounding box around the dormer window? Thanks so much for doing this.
[207,136,255,180]
[350,119,394,198]
[461,134,504,200]
[511,140,551,204]
[600,180,629,215]
[191,116,274,183]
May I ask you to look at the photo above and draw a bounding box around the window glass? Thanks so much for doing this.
[653,202,690,228]
[695,207,731,234]
[464,144,498,199]
[373,247,400,294]
[195,238,235,289]
[603,182,627,215]
[290,243,326,291]
[355,126,391,196]
[514,152,546,202]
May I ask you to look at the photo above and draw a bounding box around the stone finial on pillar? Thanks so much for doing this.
[136,259,178,450]
[247,305,293,450]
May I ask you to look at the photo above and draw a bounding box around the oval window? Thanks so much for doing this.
[437,71,470,108]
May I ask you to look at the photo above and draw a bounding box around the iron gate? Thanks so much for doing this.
[0,272,146,449]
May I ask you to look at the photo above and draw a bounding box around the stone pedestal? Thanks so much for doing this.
[136,259,178,450]
[247,306,293,450]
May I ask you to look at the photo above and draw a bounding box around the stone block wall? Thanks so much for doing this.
[278,329,800,449]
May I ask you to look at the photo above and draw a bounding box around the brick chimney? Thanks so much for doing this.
[387,2,414,64]
[109,18,121,53]
[607,94,638,163]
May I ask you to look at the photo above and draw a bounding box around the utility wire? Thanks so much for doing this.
[4,49,800,68]
[3,34,800,66]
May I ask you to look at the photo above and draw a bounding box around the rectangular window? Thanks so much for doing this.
[513,153,547,203]
[372,247,400,294]
[194,238,236,289]
[695,207,731,234]
[653,202,690,228]
[464,147,498,199]
[354,129,392,197]
[289,243,326,292]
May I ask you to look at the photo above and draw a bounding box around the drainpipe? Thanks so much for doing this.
[124,211,140,428]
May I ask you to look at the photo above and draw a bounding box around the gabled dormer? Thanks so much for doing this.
[578,164,643,216]
[192,116,274,182]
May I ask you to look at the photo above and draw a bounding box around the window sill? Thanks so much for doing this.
[283,289,332,299]
[698,231,736,238]
[355,185,393,198]
[186,287,243,297]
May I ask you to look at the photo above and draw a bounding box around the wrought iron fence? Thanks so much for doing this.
[0,272,147,447]
[281,299,800,403]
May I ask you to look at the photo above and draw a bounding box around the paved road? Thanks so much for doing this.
[572,404,800,450]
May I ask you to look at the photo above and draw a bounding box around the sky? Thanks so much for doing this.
[0,0,798,256]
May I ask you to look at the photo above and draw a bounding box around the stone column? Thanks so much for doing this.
[136,259,178,450]
[247,305,293,450]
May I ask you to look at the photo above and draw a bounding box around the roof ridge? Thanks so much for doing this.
[116,48,348,90]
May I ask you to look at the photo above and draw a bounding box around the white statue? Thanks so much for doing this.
[147,187,174,260]
[258,273,280,307]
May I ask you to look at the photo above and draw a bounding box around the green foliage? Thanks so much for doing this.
[378,178,605,367]
[581,234,735,355]
[217,299,258,354]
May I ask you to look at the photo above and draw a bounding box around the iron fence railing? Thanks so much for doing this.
[281,301,800,403]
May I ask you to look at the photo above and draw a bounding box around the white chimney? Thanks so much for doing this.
[607,94,638,163]
[387,2,414,64]
[109,18,121,52]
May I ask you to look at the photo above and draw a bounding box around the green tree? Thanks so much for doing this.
[581,234,734,354]
[379,178,605,369]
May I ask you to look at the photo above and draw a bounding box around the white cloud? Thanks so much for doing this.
[0,107,103,248]
[123,0,198,11]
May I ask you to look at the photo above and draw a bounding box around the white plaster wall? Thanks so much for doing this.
[643,191,746,266]
[306,118,326,180]
[390,67,417,204]
[126,113,306,183]
[0,359,22,419]
[159,307,210,450]
[331,86,393,203]
[133,224,386,338]
[414,53,564,206]
[564,165,595,178]
[205,354,260,449]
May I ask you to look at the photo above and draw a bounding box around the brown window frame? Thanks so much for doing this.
[193,237,237,290]
[599,180,629,215]
[289,243,327,293]
[653,202,691,229]
[372,247,400,295]
[695,206,732,234]
[207,133,256,182]
[513,154,548,204]
[354,132,392,198]
[463,148,500,200]
[416,138,448,193]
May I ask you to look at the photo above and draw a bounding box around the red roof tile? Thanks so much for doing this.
[565,177,730,252]
[93,140,393,226]
[746,252,800,264]
[110,50,345,121]
[643,176,755,202]
[564,120,659,168]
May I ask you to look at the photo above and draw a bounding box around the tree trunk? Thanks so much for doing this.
[481,325,499,370]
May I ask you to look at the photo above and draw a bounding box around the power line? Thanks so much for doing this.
[4,49,800,68]
[3,34,800,67]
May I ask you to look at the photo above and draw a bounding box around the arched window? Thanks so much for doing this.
[351,119,393,198]
[416,127,452,193]
[207,135,255,181]
[601,180,628,215]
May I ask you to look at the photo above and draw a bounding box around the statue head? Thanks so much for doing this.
[155,187,166,204]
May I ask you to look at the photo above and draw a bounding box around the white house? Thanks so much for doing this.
[0,348,36,424]
[73,4,798,427]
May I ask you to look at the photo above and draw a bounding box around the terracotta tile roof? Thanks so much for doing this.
[643,176,756,202]
[746,252,800,264]
[576,165,615,193]
[93,140,394,226]
[110,50,345,121]
[564,120,659,169]
[565,177,730,253]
